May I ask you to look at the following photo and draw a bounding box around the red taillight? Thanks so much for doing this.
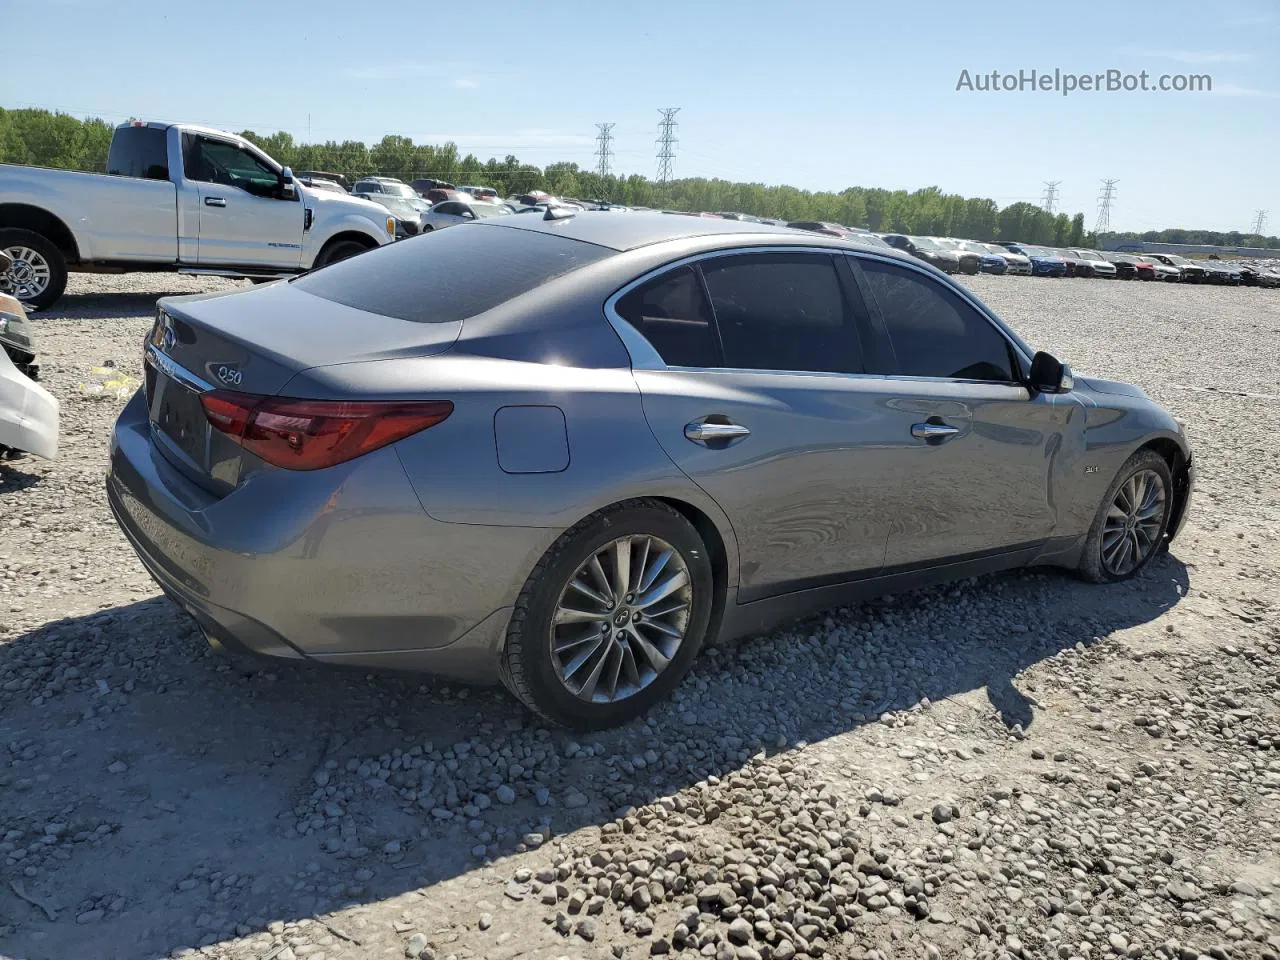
[199,391,453,471]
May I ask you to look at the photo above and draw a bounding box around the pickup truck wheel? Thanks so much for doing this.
[314,239,370,269]
[0,229,67,311]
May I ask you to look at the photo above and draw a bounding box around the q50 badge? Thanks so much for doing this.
[211,364,243,387]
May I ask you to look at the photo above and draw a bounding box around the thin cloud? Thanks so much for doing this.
[1120,46,1252,64]
[412,130,596,150]
[1213,83,1280,97]
[343,62,508,84]
[1227,13,1275,25]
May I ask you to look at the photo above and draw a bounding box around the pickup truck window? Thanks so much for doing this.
[183,136,282,199]
[106,126,169,180]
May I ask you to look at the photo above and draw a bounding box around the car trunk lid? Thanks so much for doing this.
[144,281,461,496]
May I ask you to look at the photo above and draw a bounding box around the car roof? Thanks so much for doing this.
[475,210,825,252]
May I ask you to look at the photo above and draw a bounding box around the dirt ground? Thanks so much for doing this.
[0,272,1277,960]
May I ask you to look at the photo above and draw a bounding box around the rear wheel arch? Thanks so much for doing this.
[0,204,80,262]
[652,496,732,643]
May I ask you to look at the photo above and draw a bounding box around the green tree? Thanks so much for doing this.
[1067,213,1086,246]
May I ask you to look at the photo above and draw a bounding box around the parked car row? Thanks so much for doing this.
[339,177,1280,289]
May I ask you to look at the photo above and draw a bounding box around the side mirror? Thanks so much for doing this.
[280,166,297,200]
[1029,351,1073,393]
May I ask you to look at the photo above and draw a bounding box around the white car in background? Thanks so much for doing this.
[1071,249,1118,278]
[0,252,58,461]
[421,200,513,231]
[980,242,1032,275]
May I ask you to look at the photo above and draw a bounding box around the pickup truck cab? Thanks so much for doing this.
[0,121,396,309]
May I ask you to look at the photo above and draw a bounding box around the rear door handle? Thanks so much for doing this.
[204,197,226,207]
[685,420,750,444]
[911,422,961,440]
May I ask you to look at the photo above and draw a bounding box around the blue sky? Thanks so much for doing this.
[7,0,1278,232]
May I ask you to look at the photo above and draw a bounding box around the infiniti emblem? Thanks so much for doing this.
[162,324,176,352]
[613,610,629,627]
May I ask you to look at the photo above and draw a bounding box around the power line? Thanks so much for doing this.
[1041,180,1061,215]
[1250,209,1268,235]
[1095,179,1119,234]
[594,123,615,178]
[655,108,680,185]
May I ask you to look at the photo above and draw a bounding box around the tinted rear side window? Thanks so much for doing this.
[615,266,720,367]
[292,225,611,323]
[859,259,1014,382]
[106,127,169,180]
[700,252,863,374]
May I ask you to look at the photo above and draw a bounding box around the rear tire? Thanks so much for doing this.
[0,229,68,311]
[1077,450,1173,584]
[314,238,370,269]
[500,499,714,729]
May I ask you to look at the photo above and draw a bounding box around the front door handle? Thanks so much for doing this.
[204,197,227,207]
[685,420,750,444]
[911,421,961,440]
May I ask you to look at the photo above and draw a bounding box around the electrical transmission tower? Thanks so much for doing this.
[655,108,680,185]
[1041,181,1061,215]
[1251,209,1268,236]
[594,122,615,178]
[1095,179,1119,234]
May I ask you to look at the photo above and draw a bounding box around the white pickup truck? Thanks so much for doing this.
[0,121,396,309]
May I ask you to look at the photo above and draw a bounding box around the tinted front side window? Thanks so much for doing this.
[184,138,279,197]
[293,224,611,323]
[701,253,862,374]
[107,127,169,180]
[615,266,720,368]
[859,259,1014,382]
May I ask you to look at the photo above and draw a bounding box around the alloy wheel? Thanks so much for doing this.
[1101,468,1167,577]
[1,246,52,302]
[550,535,693,704]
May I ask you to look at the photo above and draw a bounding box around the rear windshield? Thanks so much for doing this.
[292,223,612,323]
[107,126,169,180]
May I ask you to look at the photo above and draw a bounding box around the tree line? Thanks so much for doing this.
[1097,228,1279,250]
[8,106,1273,249]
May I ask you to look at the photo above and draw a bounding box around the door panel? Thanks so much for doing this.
[194,184,304,267]
[635,369,898,600]
[184,135,304,268]
[867,380,1069,567]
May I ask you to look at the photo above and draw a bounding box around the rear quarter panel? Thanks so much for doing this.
[286,353,742,587]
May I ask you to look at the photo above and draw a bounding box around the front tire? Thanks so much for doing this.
[1078,450,1173,583]
[500,499,714,729]
[0,229,68,311]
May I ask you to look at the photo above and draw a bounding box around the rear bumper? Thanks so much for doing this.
[0,349,58,460]
[106,389,554,682]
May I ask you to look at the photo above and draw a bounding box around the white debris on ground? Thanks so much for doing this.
[0,272,1276,960]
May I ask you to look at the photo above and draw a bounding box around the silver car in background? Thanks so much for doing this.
[421,199,512,231]
[107,213,1193,729]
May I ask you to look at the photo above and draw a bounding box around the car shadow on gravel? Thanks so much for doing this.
[0,460,46,494]
[32,292,202,322]
[0,553,1188,959]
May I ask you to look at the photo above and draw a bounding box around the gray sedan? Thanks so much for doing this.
[421,199,511,230]
[108,213,1193,729]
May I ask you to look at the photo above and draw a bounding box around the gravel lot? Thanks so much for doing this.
[1,271,1277,960]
